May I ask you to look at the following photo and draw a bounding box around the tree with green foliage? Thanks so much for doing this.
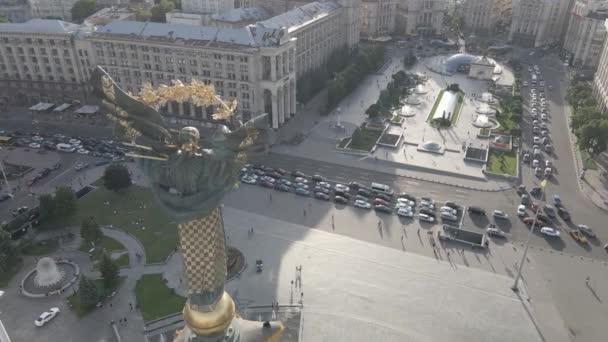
[403,52,417,68]
[71,0,97,23]
[100,252,119,290]
[0,228,19,274]
[365,103,382,118]
[38,193,56,221]
[134,7,152,21]
[151,0,175,23]
[78,275,99,309]
[54,187,77,218]
[577,120,608,156]
[103,164,132,192]
[80,217,102,244]
[0,15,9,23]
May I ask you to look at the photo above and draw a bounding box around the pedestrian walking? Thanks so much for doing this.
[586,276,590,284]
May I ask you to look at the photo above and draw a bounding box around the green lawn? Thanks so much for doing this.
[21,239,60,256]
[348,128,383,151]
[580,148,598,170]
[487,150,517,176]
[337,137,351,148]
[135,274,186,322]
[115,253,130,268]
[67,277,126,317]
[426,90,445,122]
[0,259,22,288]
[479,128,491,136]
[451,94,464,125]
[46,186,178,263]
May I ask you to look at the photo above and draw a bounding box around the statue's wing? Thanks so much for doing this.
[209,113,275,154]
[90,67,173,146]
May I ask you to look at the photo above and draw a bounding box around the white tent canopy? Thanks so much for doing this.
[53,103,71,112]
[28,102,54,111]
[74,105,99,115]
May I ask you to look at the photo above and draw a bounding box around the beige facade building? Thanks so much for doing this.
[28,0,78,21]
[593,19,608,112]
[257,1,358,76]
[461,0,511,33]
[360,0,396,38]
[395,0,447,37]
[80,21,297,128]
[509,0,572,47]
[182,0,234,14]
[0,0,31,23]
[563,0,608,69]
[0,19,87,105]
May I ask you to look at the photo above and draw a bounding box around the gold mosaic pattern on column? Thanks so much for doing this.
[178,207,227,296]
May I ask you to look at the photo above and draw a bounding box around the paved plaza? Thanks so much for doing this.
[272,49,517,186]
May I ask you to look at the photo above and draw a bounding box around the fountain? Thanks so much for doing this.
[34,257,64,288]
[21,257,79,298]
[404,95,421,105]
[475,102,496,115]
[472,114,500,129]
[479,92,495,103]
[414,84,427,94]
[398,104,416,117]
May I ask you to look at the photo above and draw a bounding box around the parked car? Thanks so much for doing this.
[74,162,89,171]
[540,227,560,237]
[420,208,436,217]
[396,208,413,217]
[317,181,331,189]
[275,184,291,192]
[241,176,257,184]
[530,187,542,197]
[291,170,305,178]
[354,199,371,209]
[557,207,571,221]
[398,193,417,202]
[543,204,556,218]
[335,190,350,199]
[375,193,392,202]
[314,192,330,200]
[313,186,330,194]
[312,174,326,182]
[348,182,363,190]
[468,206,486,215]
[441,212,458,221]
[523,217,543,228]
[357,189,372,197]
[295,188,310,196]
[260,180,274,189]
[440,206,457,215]
[295,183,309,189]
[419,201,435,210]
[418,214,435,223]
[570,230,588,244]
[577,224,595,237]
[372,198,389,206]
[278,179,292,186]
[374,204,392,213]
[492,210,508,219]
[294,177,308,184]
[552,195,562,206]
[486,226,506,238]
[34,308,60,327]
[397,198,415,207]
[517,205,527,217]
[334,196,348,204]
[444,201,459,209]
[11,206,28,217]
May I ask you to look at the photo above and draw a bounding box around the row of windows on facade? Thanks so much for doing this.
[1,37,70,47]
[90,42,250,63]
[1,73,78,83]
[0,63,75,75]
[0,55,73,67]
[95,60,250,81]
[1,46,73,57]
[94,51,250,71]
[0,81,80,91]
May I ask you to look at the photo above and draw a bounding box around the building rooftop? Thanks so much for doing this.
[84,7,137,26]
[211,7,270,23]
[93,21,289,48]
[0,18,81,34]
[257,1,340,33]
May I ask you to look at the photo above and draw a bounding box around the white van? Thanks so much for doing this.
[56,143,75,153]
[371,182,393,195]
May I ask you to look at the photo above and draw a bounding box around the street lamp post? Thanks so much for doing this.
[511,182,546,292]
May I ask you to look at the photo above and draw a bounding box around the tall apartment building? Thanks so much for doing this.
[461,0,511,34]
[563,0,608,69]
[509,0,573,47]
[28,0,78,21]
[395,0,447,37]
[0,0,31,23]
[360,0,396,38]
[257,1,358,76]
[0,19,87,105]
[182,0,235,14]
[593,19,608,111]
